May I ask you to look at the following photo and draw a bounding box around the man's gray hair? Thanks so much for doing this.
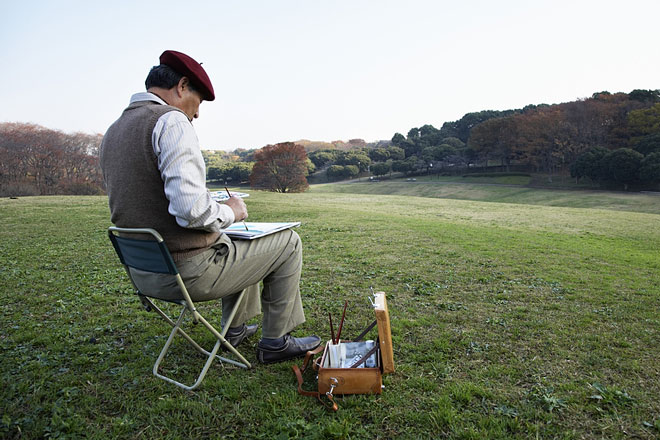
[145,64,183,90]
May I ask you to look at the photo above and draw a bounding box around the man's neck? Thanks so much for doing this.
[147,87,173,105]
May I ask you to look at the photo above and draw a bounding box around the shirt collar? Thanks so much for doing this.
[129,92,167,106]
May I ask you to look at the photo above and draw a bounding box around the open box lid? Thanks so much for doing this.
[373,292,395,374]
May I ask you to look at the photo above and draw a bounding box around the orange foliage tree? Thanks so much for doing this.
[0,122,103,196]
[249,142,309,193]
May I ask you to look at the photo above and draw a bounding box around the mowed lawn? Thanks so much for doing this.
[1,184,659,439]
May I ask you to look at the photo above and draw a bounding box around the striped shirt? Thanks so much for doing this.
[129,92,234,232]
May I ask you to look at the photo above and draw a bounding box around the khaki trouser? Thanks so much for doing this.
[130,229,305,338]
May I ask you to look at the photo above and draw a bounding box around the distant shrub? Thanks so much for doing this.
[0,182,40,197]
[58,181,104,195]
[326,164,359,181]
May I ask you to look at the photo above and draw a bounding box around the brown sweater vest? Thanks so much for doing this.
[99,100,220,261]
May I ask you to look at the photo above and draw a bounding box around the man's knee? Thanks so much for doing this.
[289,230,301,248]
[288,230,303,259]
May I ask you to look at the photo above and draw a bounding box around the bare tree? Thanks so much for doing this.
[0,122,103,196]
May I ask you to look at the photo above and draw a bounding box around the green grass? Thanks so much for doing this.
[414,174,533,186]
[1,184,659,439]
[315,180,660,214]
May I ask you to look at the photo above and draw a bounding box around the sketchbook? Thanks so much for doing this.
[223,222,301,240]
[210,190,250,202]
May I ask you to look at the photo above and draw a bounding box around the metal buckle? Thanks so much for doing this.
[326,377,339,398]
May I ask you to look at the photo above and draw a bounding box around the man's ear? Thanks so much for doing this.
[176,77,190,97]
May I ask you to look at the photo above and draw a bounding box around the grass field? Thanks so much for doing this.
[315,180,660,214]
[1,183,659,439]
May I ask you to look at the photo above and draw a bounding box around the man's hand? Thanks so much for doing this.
[225,196,248,223]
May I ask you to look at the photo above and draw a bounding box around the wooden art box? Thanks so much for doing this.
[293,291,394,410]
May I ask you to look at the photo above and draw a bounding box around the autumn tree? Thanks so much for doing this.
[249,142,309,193]
[0,122,103,196]
[468,116,522,170]
[560,98,613,150]
[514,107,578,175]
[347,138,367,147]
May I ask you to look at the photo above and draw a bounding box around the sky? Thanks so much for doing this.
[1,0,659,151]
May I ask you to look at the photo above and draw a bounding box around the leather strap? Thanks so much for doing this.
[300,345,324,373]
[292,345,338,411]
[292,365,320,398]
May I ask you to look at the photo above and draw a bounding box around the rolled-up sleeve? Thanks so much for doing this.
[152,111,235,231]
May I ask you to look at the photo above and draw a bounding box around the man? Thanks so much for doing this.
[100,50,320,363]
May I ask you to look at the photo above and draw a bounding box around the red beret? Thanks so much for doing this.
[159,50,215,101]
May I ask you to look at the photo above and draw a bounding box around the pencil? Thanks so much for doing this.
[336,300,348,342]
[225,186,249,231]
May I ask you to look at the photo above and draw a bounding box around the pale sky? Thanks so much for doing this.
[1,0,659,150]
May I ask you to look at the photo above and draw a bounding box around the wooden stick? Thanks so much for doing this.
[336,300,348,342]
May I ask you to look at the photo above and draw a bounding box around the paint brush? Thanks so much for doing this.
[336,300,348,342]
[225,186,249,231]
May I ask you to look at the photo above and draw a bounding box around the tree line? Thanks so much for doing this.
[298,90,658,189]
[206,89,660,190]
[4,89,659,197]
[466,90,660,188]
[0,123,103,197]
[0,120,311,197]
[385,89,660,189]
